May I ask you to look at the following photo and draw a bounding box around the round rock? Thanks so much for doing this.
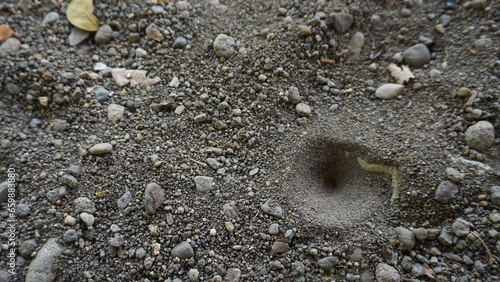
[194,176,214,192]
[42,12,60,25]
[491,186,500,205]
[329,13,353,34]
[63,229,78,243]
[80,212,95,226]
[296,103,311,117]
[171,241,194,259]
[452,218,470,237]
[89,143,113,154]
[402,43,430,67]
[375,263,401,282]
[464,121,494,152]
[173,36,188,49]
[107,104,125,122]
[394,227,415,251]
[94,24,113,44]
[213,34,236,58]
[435,180,458,203]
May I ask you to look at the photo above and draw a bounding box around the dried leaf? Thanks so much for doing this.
[422,264,435,279]
[111,68,161,87]
[0,24,14,41]
[66,0,99,32]
[387,63,415,85]
[370,43,385,60]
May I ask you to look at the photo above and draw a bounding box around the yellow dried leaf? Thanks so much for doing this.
[0,24,14,41]
[387,63,415,85]
[66,0,99,32]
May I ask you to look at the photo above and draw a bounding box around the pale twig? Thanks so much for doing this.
[471,231,497,265]
[188,158,208,169]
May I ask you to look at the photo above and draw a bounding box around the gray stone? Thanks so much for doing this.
[446,167,464,183]
[296,103,311,117]
[188,268,199,282]
[464,121,494,152]
[223,201,238,219]
[0,38,21,57]
[491,186,500,205]
[0,270,10,282]
[47,119,70,132]
[400,8,411,17]
[25,238,62,282]
[0,181,9,203]
[412,228,428,241]
[452,218,470,237]
[473,38,492,50]
[435,180,458,203]
[317,256,338,270]
[194,176,214,192]
[224,268,241,282]
[360,270,375,282]
[16,203,31,217]
[402,43,430,67]
[394,227,415,251]
[117,191,133,209]
[194,113,207,123]
[438,227,453,246]
[80,212,95,226]
[89,143,113,154]
[108,235,124,247]
[329,13,353,33]
[375,263,401,282]
[61,174,78,188]
[213,34,236,58]
[347,32,364,59]
[67,164,82,177]
[92,86,109,102]
[270,241,289,255]
[95,24,113,44]
[411,263,425,277]
[261,199,283,218]
[68,27,90,46]
[5,83,21,95]
[268,223,279,235]
[288,86,301,104]
[107,104,125,121]
[144,182,165,215]
[171,241,194,259]
[440,14,452,26]
[63,229,78,243]
[74,197,96,214]
[173,36,188,49]
[19,239,37,258]
[42,12,59,25]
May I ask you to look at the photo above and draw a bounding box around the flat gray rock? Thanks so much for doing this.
[329,13,353,33]
[347,32,364,59]
[144,182,165,214]
[194,176,214,192]
[25,238,63,282]
[317,256,338,270]
[68,27,90,46]
[261,199,283,218]
[435,180,458,204]
[0,38,21,57]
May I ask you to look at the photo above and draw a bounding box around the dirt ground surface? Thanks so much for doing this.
[0,0,499,281]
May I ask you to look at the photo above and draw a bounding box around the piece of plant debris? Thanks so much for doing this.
[66,0,99,31]
[387,63,415,84]
[370,43,385,60]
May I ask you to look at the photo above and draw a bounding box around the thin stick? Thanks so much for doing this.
[471,231,497,265]
[188,158,208,169]
[465,90,478,107]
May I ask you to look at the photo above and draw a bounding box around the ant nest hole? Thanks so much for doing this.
[291,139,398,226]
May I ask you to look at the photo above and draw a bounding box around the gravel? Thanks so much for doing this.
[1,0,499,280]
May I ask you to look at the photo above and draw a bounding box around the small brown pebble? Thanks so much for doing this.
[435,24,445,34]
[298,25,312,37]
[96,191,107,198]
[479,201,488,207]
[412,82,422,90]
[477,194,487,201]
[38,96,49,107]
[270,241,289,255]
[42,71,53,81]
[400,27,409,35]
